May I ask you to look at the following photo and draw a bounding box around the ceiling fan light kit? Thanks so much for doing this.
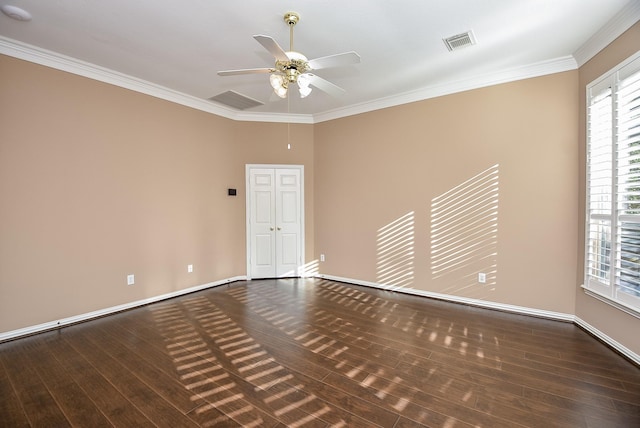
[217,11,360,101]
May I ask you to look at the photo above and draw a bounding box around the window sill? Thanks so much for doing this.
[581,285,640,320]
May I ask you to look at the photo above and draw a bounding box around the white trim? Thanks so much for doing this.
[586,49,640,97]
[574,316,640,366]
[236,111,313,124]
[317,274,640,365]
[3,273,637,365]
[245,164,305,280]
[584,50,640,316]
[0,37,236,120]
[313,56,578,123]
[0,36,313,125]
[581,285,640,320]
[573,1,640,67]
[0,276,246,343]
[316,274,574,322]
[1,36,575,125]
[0,1,634,124]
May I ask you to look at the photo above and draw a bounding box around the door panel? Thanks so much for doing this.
[247,166,303,278]
[280,191,298,223]
[255,191,272,223]
[275,169,301,276]
[255,234,273,266]
[281,234,299,265]
[249,169,276,278]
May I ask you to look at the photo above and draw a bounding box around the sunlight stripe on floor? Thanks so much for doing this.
[196,382,237,399]
[238,357,275,373]
[263,384,304,404]
[245,365,285,382]
[180,365,225,381]
[274,395,317,416]
[232,350,267,364]
[288,406,332,428]
[254,374,294,391]
[185,372,229,388]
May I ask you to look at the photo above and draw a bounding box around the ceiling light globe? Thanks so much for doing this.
[270,74,285,90]
[299,86,312,98]
[274,85,288,98]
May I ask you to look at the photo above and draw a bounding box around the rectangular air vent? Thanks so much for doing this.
[443,30,476,51]
[208,90,264,110]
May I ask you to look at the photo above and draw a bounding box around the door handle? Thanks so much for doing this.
[270,227,274,231]
[277,227,281,231]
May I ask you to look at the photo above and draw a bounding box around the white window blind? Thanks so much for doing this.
[585,51,640,315]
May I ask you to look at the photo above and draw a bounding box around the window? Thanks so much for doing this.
[585,51,640,316]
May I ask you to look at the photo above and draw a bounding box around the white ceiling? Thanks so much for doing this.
[1,1,638,123]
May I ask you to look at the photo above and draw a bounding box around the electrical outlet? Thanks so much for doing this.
[187,264,193,273]
[478,273,486,283]
[127,274,135,286]
[320,254,325,262]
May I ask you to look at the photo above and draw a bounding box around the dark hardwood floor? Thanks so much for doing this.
[1,278,639,427]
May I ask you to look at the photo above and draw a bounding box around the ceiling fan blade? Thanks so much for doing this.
[308,51,361,70]
[304,73,346,97]
[253,35,289,62]
[217,68,275,76]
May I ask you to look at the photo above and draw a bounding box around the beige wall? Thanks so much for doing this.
[314,72,579,314]
[576,22,640,356]
[1,22,639,357]
[0,55,314,332]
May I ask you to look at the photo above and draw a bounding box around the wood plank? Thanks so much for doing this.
[14,336,114,427]
[1,278,638,427]
[42,332,155,427]
[0,339,71,427]
[0,347,30,427]
[62,325,202,427]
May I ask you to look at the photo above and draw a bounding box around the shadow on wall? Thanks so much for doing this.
[430,165,500,298]
[377,212,416,289]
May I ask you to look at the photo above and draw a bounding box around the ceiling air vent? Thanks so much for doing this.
[443,30,476,51]
[208,90,264,110]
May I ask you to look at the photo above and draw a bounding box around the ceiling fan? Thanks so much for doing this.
[217,12,360,99]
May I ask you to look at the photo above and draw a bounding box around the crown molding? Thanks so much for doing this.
[573,1,640,67]
[0,37,237,119]
[313,56,578,123]
[0,34,608,125]
[235,111,314,124]
[0,36,312,124]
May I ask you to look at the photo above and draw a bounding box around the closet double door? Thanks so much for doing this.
[246,166,304,278]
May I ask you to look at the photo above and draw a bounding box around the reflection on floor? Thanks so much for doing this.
[1,278,639,427]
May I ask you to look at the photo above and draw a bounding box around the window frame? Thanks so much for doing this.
[584,50,640,319]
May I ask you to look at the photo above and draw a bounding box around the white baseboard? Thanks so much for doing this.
[574,316,640,366]
[4,274,638,365]
[316,274,574,321]
[316,274,639,365]
[0,276,246,343]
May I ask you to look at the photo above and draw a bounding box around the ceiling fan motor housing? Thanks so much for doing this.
[276,51,310,83]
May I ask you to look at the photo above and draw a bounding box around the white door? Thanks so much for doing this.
[247,166,303,278]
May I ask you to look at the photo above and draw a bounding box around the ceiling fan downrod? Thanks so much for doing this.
[284,12,300,53]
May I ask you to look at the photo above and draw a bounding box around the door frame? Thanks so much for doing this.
[245,164,305,280]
